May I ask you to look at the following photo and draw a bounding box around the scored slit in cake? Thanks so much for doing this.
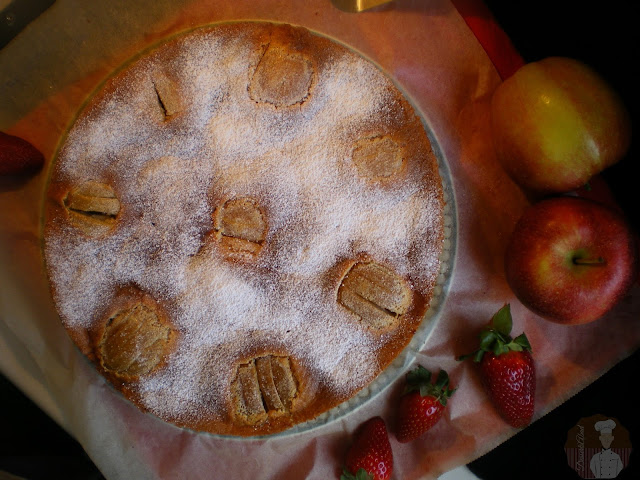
[43,21,445,436]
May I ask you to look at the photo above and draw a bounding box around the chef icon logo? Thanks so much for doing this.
[565,414,632,478]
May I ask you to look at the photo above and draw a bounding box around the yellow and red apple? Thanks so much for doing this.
[491,57,631,193]
[505,196,638,324]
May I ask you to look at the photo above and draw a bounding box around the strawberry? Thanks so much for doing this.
[395,365,455,443]
[341,417,393,480]
[0,131,45,176]
[459,304,535,428]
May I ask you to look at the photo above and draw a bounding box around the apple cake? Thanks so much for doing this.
[43,22,445,436]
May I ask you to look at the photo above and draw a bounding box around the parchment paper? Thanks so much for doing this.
[1,1,639,479]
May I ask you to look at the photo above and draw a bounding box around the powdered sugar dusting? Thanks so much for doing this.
[44,23,444,432]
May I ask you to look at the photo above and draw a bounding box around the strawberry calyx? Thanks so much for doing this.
[340,467,374,480]
[458,304,531,363]
[403,365,456,406]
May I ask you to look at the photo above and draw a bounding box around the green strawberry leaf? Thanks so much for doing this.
[340,467,354,480]
[407,365,432,386]
[340,467,373,480]
[435,369,450,389]
[404,365,456,404]
[441,386,453,405]
[493,342,506,356]
[405,365,433,395]
[491,304,512,336]
[457,352,474,361]
[473,349,485,363]
[357,468,374,480]
[513,333,532,351]
[479,330,497,351]
[506,341,523,352]
[459,304,533,362]
[420,384,433,397]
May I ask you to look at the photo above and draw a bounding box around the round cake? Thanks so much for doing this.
[43,22,445,436]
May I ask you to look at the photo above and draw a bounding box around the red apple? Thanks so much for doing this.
[505,196,637,324]
[0,131,45,176]
[491,57,631,193]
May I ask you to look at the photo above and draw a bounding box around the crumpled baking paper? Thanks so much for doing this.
[1,1,638,479]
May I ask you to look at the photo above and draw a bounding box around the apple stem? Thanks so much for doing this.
[572,257,606,266]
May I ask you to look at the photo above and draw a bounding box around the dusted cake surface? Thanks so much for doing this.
[43,22,445,436]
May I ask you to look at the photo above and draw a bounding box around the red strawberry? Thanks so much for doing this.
[342,417,393,480]
[395,365,455,443]
[0,131,45,176]
[459,304,535,428]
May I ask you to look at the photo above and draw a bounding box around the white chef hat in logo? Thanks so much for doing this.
[594,419,616,435]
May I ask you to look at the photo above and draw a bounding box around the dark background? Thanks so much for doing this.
[1,1,638,479]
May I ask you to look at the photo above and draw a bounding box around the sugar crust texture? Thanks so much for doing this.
[43,22,445,436]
